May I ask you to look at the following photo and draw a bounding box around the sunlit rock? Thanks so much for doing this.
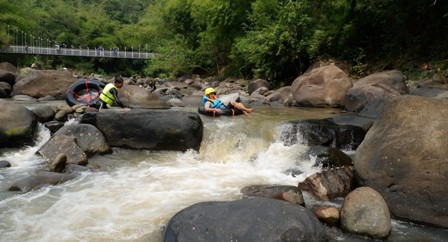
[299,166,354,201]
[341,186,391,239]
[355,95,448,228]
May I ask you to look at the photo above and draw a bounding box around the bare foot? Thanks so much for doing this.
[245,108,253,113]
[243,111,249,115]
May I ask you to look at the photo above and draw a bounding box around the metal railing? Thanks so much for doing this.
[0,45,156,59]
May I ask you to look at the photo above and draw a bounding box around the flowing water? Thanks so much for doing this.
[0,104,447,242]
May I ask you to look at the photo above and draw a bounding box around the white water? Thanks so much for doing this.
[0,107,330,241]
[1,106,447,242]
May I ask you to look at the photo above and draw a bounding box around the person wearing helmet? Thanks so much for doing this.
[202,87,253,115]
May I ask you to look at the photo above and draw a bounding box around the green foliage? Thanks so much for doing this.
[0,0,447,85]
[144,35,194,77]
[74,62,95,75]
[232,0,314,82]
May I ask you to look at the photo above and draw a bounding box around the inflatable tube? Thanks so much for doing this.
[65,79,106,107]
[197,106,243,117]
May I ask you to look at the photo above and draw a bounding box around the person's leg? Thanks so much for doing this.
[99,100,108,110]
[230,100,253,113]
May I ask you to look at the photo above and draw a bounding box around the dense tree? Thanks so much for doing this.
[0,0,447,84]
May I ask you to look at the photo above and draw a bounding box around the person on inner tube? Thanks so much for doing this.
[202,87,253,115]
[91,76,130,111]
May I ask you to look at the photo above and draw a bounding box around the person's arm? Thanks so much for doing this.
[109,88,126,108]
[204,101,222,113]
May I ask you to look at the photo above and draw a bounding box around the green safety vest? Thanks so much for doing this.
[99,83,117,105]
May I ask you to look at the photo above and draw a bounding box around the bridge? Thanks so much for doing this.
[0,45,156,59]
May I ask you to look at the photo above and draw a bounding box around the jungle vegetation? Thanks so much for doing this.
[1,0,447,86]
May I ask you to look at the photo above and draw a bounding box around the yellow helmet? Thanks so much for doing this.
[204,87,216,95]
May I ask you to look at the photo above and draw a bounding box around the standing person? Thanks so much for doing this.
[91,76,129,111]
[202,88,253,115]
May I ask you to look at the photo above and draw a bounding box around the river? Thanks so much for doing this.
[0,103,447,241]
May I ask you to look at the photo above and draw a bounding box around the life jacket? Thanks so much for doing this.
[99,83,117,105]
[202,95,226,109]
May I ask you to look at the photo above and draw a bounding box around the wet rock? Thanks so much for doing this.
[164,198,327,242]
[37,135,88,165]
[49,153,67,173]
[281,118,366,150]
[65,164,92,173]
[0,160,11,168]
[241,185,305,206]
[299,166,354,201]
[305,146,353,168]
[8,171,77,193]
[44,120,65,134]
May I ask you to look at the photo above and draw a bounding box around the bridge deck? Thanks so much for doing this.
[0,45,155,59]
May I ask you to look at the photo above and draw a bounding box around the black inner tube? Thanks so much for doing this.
[66,79,105,107]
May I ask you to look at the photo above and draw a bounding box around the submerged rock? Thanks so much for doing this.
[8,172,77,193]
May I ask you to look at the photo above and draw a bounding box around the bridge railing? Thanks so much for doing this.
[0,45,156,59]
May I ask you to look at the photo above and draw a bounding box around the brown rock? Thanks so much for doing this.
[313,205,340,225]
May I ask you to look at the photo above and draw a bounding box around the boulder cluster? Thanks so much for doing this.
[1,61,448,241]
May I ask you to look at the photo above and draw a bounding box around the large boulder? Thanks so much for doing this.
[80,109,203,151]
[0,70,16,87]
[355,95,448,228]
[164,198,327,242]
[341,187,391,239]
[291,65,354,107]
[353,70,408,94]
[0,62,17,88]
[342,70,407,112]
[12,69,78,98]
[0,62,18,73]
[119,85,168,109]
[0,100,37,148]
